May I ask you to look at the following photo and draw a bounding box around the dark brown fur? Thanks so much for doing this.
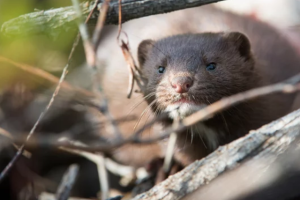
[94,5,300,167]
[138,27,300,165]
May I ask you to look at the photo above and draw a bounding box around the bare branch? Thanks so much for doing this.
[55,164,79,200]
[163,116,179,173]
[182,74,300,128]
[115,0,147,98]
[0,65,68,182]
[93,0,110,50]
[2,74,300,155]
[0,5,98,183]
[60,141,110,200]
[71,0,124,140]
[71,0,96,67]
[40,192,91,200]
[130,107,300,200]
[0,56,73,90]
[1,0,225,37]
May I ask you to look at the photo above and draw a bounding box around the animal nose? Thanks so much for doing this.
[171,76,193,93]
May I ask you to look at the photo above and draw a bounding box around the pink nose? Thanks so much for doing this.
[171,76,193,93]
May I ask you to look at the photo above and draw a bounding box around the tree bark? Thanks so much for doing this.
[131,108,300,200]
[1,0,224,37]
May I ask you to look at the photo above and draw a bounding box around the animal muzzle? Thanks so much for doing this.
[170,76,194,93]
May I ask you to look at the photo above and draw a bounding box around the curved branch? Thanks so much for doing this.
[131,108,300,200]
[1,0,224,36]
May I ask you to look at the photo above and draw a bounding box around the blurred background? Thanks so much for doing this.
[1,0,300,75]
[1,0,300,199]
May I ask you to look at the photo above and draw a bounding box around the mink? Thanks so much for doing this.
[95,5,300,166]
[137,32,300,166]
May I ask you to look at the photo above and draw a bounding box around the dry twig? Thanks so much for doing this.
[116,0,146,98]
[71,0,96,67]
[70,0,127,197]
[0,65,68,182]
[1,0,225,37]
[59,140,110,200]
[2,74,300,155]
[0,4,98,183]
[182,74,300,128]
[55,164,79,200]
[130,106,300,200]
[163,116,180,173]
[72,0,123,140]
[92,0,111,50]
[40,192,91,200]
[50,73,300,153]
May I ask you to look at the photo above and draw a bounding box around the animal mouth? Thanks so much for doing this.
[162,94,207,119]
[170,95,196,105]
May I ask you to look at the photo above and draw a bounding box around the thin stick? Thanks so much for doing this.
[93,0,111,50]
[71,0,95,67]
[116,0,123,41]
[116,0,146,98]
[2,0,226,37]
[55,0,121,186]
[72,0,123,140]
[0,3,97,183]
[68,0,100,65]
[97,153,110,200]
[57,2,115,186]
[116,0,134,98]
[117,0,132,98]
[45,74,300,152]
[60,142,110,200]
[163,116,180,173]
[183,75,300,127]
[2,75,300,155]
[127,64,135,98]
[55,164,79,200]
[86,0,99,23]
[0,66,68,182]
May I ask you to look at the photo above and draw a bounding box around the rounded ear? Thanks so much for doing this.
[223,32,251,60]
[138,39,154,67]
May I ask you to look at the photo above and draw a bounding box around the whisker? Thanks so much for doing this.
[220,113,230,133]
[144,104,164,137]
[191,126,194,144]
[133,99,157,132]
[196,125,207,149]
[192,95,196,101]
[126,92,156,115]
[183,127,189,150]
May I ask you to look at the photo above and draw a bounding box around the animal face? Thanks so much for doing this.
[138,32,256,119]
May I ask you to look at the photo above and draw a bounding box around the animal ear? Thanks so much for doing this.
[224,32,251,60]
[138,39,154,67]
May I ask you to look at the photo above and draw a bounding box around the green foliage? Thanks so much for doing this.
[0,0,81,73]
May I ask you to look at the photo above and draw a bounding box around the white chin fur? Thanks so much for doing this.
[165,103,207,119]
[165,103,219,150]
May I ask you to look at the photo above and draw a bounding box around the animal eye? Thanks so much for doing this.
[206,63,216,71]
[158,66,165,74]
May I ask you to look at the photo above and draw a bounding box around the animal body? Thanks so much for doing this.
[2,3,300,199]
[99,5,300,166]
